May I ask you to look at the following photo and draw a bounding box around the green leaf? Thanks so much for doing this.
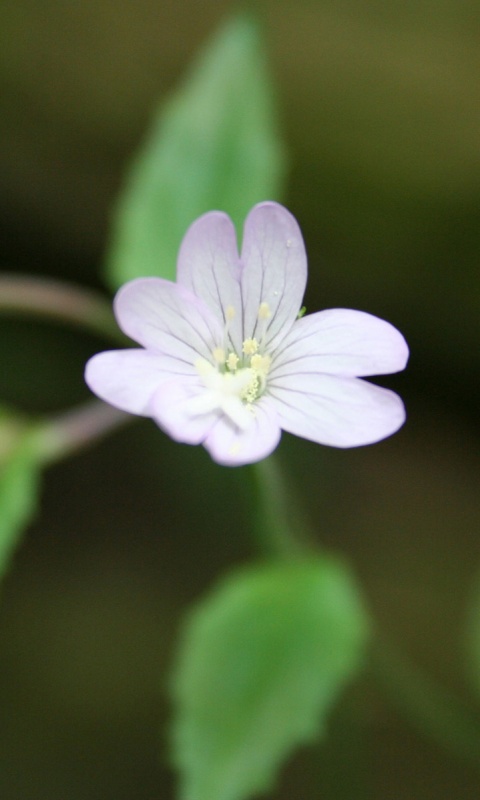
[171,558,370,800]
[105,13,286,288]
[464,570,480,699]
[0,415,43,581]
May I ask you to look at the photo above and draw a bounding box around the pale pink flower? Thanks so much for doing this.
[85,202,408,466]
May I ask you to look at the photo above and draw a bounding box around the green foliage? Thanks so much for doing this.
[105,13,286,288]
[465,571,480,699]
[171,558,369,800]
[0,414,42,581]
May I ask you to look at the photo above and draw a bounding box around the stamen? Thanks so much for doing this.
[250,354,271,372]
[221,306,237,353]
[256,302,272,349]
[242,338,259,356]
[258,302,271,320]
[226,353,239,372]
[213,347,226,364]
[195,357,214,377]
[241,373,260,405]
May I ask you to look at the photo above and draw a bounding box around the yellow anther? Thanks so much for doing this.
[225,305,236,321]
[250,354,271,372]
[242,338,259,356]
[241,373,260,404]
[213,347,226,364]
[195,357,213,377]
[258,302,272,320]
[226,353,239,372]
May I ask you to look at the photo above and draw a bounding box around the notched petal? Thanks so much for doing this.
[176,211,244,354]
[203,397,281,466]
[114,277,223,362]
[240,202,307,349]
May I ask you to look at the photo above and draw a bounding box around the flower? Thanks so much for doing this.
[85,202,408,466]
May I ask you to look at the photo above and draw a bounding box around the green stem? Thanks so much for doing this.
[252,455,480,770]
[37,400,131,465]
[249,454,317,559]
[0,274,125,344]
[0,275,132,462]
[371,635,480,769]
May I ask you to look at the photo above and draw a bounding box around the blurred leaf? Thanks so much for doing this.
[0,414,43,581]
[464,571,480,700]
[171,558,369,800]
[105,12,286,288]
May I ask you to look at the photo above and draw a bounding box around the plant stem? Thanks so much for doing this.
[37,400,131,464]
[252,455,480,770]
[0,274,125,343]
[371,635,480,770]
[249,454,317,559]
[0,275,132,461]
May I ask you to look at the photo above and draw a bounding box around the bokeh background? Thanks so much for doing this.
[1,1,480,798]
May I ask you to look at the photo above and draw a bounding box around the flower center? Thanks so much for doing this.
[194,303,273,429]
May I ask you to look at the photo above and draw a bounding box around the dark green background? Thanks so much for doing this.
[1,1,479,798]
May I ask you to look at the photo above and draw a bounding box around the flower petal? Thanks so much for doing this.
[203,398,281,466]
[269,374,406,448]
[114,277,222,363]
[85,349,186,415]
[151,377,219,445]
[272,309,409,378]
[240,202,307,349]
[176,211,244,355]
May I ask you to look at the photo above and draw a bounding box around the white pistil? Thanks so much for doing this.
[197,301,275,428]
[195,358,256,429]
